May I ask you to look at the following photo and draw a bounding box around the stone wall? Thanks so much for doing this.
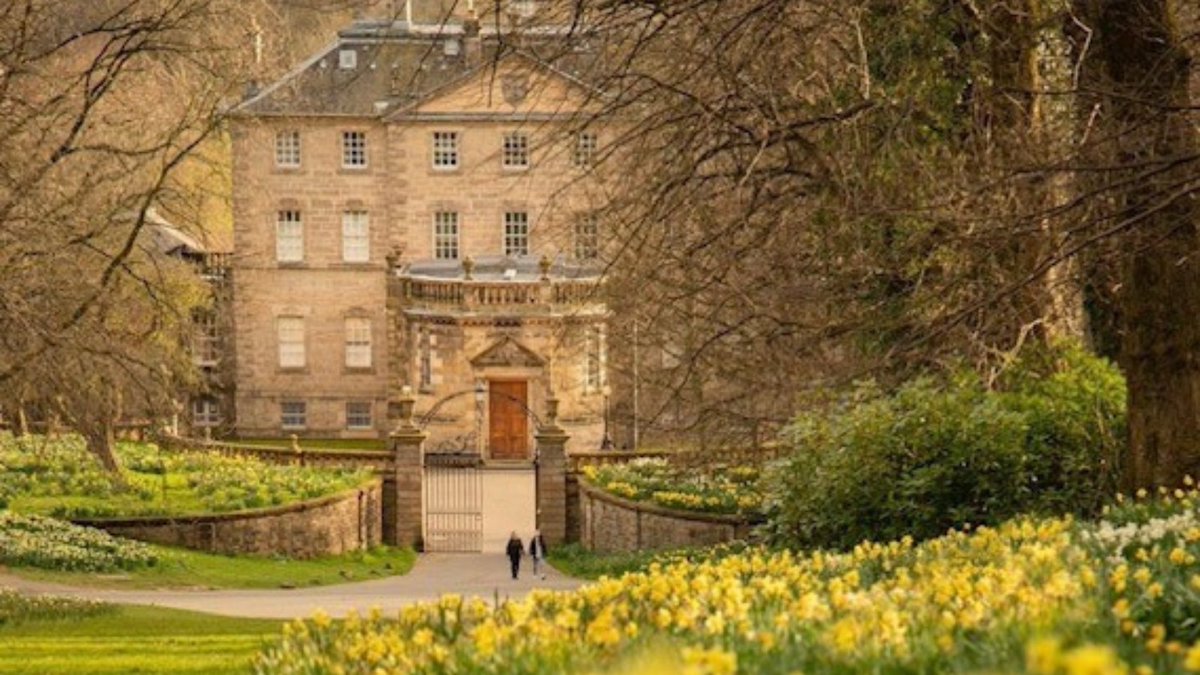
[578,480,759,553]
[74,481,382,559]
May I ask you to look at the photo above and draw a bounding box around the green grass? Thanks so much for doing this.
[546,542,662,580]
[5,545,416,590]
[0,604,283,674]
[229,438,388,452]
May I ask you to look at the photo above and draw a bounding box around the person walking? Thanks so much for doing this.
[505,531,524,580]
[528,530,548,579]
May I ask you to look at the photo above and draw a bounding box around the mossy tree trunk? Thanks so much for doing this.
[1086,0,1200,489]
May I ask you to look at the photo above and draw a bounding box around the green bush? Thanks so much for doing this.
[770,341,1125,550]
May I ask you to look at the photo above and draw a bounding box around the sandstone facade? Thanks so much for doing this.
[229,12,609,456]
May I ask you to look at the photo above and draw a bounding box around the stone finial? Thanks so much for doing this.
[394,388,419,433]
[544,395,560,427]
[290,434,300,453]
[385,249,399,269]
[462,256,476,280]
[538,254,552,281]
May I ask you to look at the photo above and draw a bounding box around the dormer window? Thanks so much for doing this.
[338,49,357,70]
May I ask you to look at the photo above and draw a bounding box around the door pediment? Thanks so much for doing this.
[471,336,545,369]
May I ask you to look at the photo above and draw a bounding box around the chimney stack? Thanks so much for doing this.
[464,8,481,65]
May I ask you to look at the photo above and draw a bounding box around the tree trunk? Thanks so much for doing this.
[1091,0,1200,489]
[84,422,127,489]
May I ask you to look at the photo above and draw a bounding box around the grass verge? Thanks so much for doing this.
[546,542,661,580]
[0,604,283,674]
[3,545,416,590]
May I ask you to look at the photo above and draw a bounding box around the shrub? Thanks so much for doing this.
[769,341,1125,550]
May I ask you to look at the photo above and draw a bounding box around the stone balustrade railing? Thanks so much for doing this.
[396,276,603,311]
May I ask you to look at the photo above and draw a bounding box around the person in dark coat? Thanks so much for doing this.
[505,531,523,580]
[528,530,548,579]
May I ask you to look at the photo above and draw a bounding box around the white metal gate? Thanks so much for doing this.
[423,454,483,552]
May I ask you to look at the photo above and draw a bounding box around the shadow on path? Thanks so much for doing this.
[0,553,583,619]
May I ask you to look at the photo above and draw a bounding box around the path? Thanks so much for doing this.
[0,553,584,620]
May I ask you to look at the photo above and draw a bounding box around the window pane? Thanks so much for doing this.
[574,215,599,260]
[276,210,303,262]
[342,131,367,167]
[346,401,372,429]
[281,401,306,429]
[345,317,372,368]
[434,212,459,260]
[573,131,596,168]
[503,132,529,169]
[342,211,370,262]
[276,131,301,167]
[433,131,459,169]
[504,212,529,257]
[278,316,305,368]
[192,397,221,427]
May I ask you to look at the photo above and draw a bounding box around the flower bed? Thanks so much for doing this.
[0,433,372,518]
[0,589,111,626]
[0,513,157,572]
[258,486,1200,674]
[581,458,763,516]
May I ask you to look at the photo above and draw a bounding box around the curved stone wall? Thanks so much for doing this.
[73,480,382,559]
[578,480,759,553]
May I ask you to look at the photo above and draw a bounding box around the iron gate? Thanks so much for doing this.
[423,453,483,552]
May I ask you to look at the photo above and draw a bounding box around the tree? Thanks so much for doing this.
[557,0,1200,486]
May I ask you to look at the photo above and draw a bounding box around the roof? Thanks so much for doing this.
[233,20,596,119]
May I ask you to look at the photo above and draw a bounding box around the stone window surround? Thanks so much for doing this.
[502,131,530,170]
[433,211,460,260]
[277,315,306,370]
[341,130,368,169]
[280,400,307,429]
[503,210,530,257]
[344,314,373,371]
[342,209,370,263]
[345,400,373,429]
[275,209,304,263]
[192,396,221,427]
[431,130,460,171]
[275,130,301,169]
[573,131,597,168]
[574,213,599,261]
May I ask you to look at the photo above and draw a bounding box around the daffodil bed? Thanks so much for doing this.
[0,589,112,626]
[258,484,1200,674]
[0,512,158,572]
[0,433,372,518]
[581,458,763,515]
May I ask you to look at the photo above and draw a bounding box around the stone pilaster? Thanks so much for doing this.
[386,393,426,548]
[535,397,570,546]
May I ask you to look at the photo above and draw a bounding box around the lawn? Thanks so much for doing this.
[546,542,662,580]
[0,604,283,674]
[4,544,416,590]
[0,434,372,518]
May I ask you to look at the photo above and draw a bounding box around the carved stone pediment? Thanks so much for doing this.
[471,336,545,368]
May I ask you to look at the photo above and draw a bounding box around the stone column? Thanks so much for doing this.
[386,392,426,548]
[535,396,570,546]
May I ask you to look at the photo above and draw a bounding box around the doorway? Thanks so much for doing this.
[488,379,528,460]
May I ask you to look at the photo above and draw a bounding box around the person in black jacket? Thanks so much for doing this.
[528,530,548,579]
[505,531,524,580]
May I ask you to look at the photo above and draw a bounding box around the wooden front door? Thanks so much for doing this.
[488,380,528,460]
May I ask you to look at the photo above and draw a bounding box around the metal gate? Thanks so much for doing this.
[423,453,483,552]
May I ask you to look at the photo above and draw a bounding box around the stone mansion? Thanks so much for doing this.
[216,3,610,457]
